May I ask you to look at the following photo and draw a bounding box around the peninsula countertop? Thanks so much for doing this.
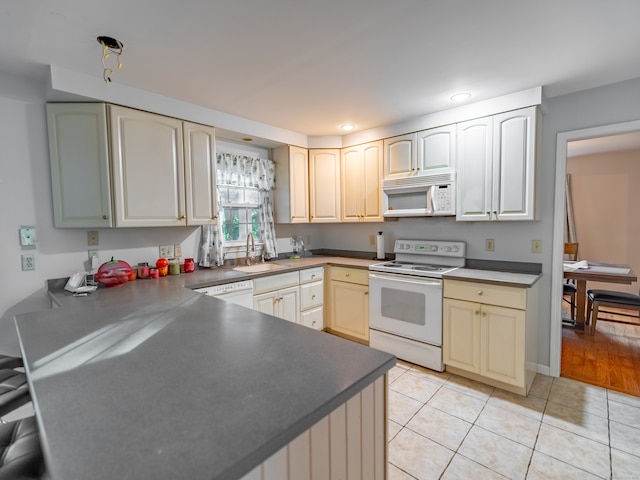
[16,256,394,480]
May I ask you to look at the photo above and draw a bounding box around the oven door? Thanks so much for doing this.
[369,272,442,345]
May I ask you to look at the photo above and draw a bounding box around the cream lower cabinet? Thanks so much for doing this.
[253,271,300,323]
[327,267,369,343]
[299,267,324,330]
[443,279,539,396]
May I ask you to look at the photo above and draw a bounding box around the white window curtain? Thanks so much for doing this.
[198,153,278,267]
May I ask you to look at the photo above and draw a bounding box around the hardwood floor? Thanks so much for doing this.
[561,306,640,396]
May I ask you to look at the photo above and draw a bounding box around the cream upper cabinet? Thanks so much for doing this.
[309,149,341,223]
[443,278,539,396]
[383,133,416,180]
[47,103,113,228]
[341,141,383,222]
[109,105,186,227]
[456,106,537,221]
[274,145,309,224]
[416,125,456,176]
[183,121,217,225]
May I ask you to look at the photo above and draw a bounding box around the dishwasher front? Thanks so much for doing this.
[194,280,254,308]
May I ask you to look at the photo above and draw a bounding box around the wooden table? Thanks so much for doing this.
[563,262,637,332]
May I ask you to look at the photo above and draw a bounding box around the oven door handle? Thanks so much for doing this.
[369,272,442,287]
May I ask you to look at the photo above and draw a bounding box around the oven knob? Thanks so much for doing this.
[445,246,452,252]
[430,245,438,252]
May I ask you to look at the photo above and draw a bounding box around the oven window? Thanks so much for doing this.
[380,287,426,325]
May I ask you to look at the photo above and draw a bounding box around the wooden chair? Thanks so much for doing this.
[586,289,640,335]
[562,243,579,322]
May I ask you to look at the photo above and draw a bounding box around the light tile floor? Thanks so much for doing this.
[388,360,640,480]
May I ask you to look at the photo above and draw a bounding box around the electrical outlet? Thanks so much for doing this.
[21,253,35,271]
[485,239,495,251]
[174,243,183,257]
[532,240,542,254]
[87,230,99,246]
[369,235,376,246]
[159,245,174,258]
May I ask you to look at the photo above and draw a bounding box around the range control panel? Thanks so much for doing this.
[393,240,466,258]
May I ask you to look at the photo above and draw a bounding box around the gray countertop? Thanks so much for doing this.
[443,268,541,287]
[16,258,394,480]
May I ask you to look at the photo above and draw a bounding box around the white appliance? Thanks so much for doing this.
[383,174,455,217]
[195,280,254,308]
[369,239,466,371]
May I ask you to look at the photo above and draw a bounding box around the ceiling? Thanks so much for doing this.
[1,1,640,137]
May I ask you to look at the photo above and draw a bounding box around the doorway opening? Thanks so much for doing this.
[551,120,640,395]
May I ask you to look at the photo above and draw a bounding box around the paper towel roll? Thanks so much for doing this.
[376,232,385,260]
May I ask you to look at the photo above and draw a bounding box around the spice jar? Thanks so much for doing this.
[149,267,159,279]
[184,258,195,273]
[168,258,180,275]
[156,258,169,277]
[137,262,150,279]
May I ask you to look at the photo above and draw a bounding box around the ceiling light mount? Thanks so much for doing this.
[97,36,124,84]
[450,92,472,103]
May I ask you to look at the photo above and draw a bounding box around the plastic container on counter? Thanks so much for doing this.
[168,258,180,275]
[149,267,159,279]
[137,262,150,279]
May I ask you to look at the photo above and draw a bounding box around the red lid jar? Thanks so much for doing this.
[156,258,169,277]
[184,258,195,273]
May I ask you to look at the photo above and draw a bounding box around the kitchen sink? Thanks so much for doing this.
[233,263,288,273]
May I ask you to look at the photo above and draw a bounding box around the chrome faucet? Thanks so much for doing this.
[245,233,256,265]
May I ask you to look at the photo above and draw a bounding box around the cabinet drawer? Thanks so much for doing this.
[329,266,369,285]
[300,267,324,284]
[300,306,323,330]
[444,279,526,310]
[253,271,299,295]
[300,281,323,310]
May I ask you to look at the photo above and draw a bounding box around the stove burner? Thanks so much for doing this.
[414,266,445,272]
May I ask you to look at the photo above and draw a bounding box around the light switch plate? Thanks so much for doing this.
[19,226,36,247]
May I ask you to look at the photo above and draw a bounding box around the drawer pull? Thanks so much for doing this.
[477,290,483,296]
[346,273,350,277]
[311,275,316,279]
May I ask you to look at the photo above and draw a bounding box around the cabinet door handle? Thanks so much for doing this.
[474,310,480,315]
[102,215,109,220]
[346,273,350,277]
[481,312,487,317]
[364,291,368,296]
[311,295,316,299]
[178,215,186,220]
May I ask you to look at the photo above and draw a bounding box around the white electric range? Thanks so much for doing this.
[368,239,466,371]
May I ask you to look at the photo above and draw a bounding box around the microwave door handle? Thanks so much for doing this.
[426,186,434,215]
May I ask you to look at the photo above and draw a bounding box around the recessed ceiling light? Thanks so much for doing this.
[341,124,355,131]
[450,92,472,103]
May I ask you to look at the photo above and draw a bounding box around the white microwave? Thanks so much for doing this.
[383,175,456,217]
